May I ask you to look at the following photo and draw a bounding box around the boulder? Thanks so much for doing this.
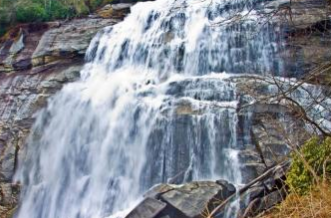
[159,181,235,218]
[126,181,236,218]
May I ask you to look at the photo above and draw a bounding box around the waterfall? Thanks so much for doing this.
[15,0,283,218]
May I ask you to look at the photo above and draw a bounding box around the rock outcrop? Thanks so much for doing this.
[0,18,118,73]
[275,0,331,75]
[126,180,236,218]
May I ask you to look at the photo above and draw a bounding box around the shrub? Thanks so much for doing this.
[286,137,331,195]
[16,3,47,22]
[46,1,76,20]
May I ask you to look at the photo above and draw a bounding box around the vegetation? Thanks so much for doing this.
[261,183,331,218]
[0,0,114,36]
[287,137,331,195]
[259,137,331,218]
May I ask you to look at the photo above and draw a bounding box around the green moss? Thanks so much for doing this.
[287,137,331,195]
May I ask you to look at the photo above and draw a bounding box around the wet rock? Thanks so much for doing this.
[125,198,167,218]
[160,181,235,218]
[0,64,82,183]
[127,181,236,218]
[144,184,175,199]
[144,75,308,186]
[215,180,236,197]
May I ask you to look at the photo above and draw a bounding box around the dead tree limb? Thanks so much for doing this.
[207,160,290,218]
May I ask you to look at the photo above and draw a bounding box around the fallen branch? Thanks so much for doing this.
[207,160,290,218]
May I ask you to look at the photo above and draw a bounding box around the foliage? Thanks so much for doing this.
[286,137,331,195]
[0,0,149,37]
[15,0,81,22]
[45,1,76,20]
[0,0,112,25]
[16,3,47,22]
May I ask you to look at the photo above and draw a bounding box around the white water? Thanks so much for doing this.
[15,0,284,218]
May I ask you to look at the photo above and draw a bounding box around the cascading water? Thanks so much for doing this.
[15,0,284,218]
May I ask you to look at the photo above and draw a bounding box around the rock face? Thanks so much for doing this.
[275,0,331,75]
[0,18,118,72]
[141,74,309,190]
[0,64,81,182]
[0,6,127,216]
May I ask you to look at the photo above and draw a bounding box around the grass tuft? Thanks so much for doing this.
[260,183,331,218]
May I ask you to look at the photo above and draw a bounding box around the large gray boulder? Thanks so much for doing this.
[126,180,236,218]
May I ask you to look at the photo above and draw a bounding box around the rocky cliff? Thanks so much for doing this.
[0,0,330,217]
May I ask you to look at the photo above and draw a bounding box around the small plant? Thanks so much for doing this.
[286,137,331,195]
